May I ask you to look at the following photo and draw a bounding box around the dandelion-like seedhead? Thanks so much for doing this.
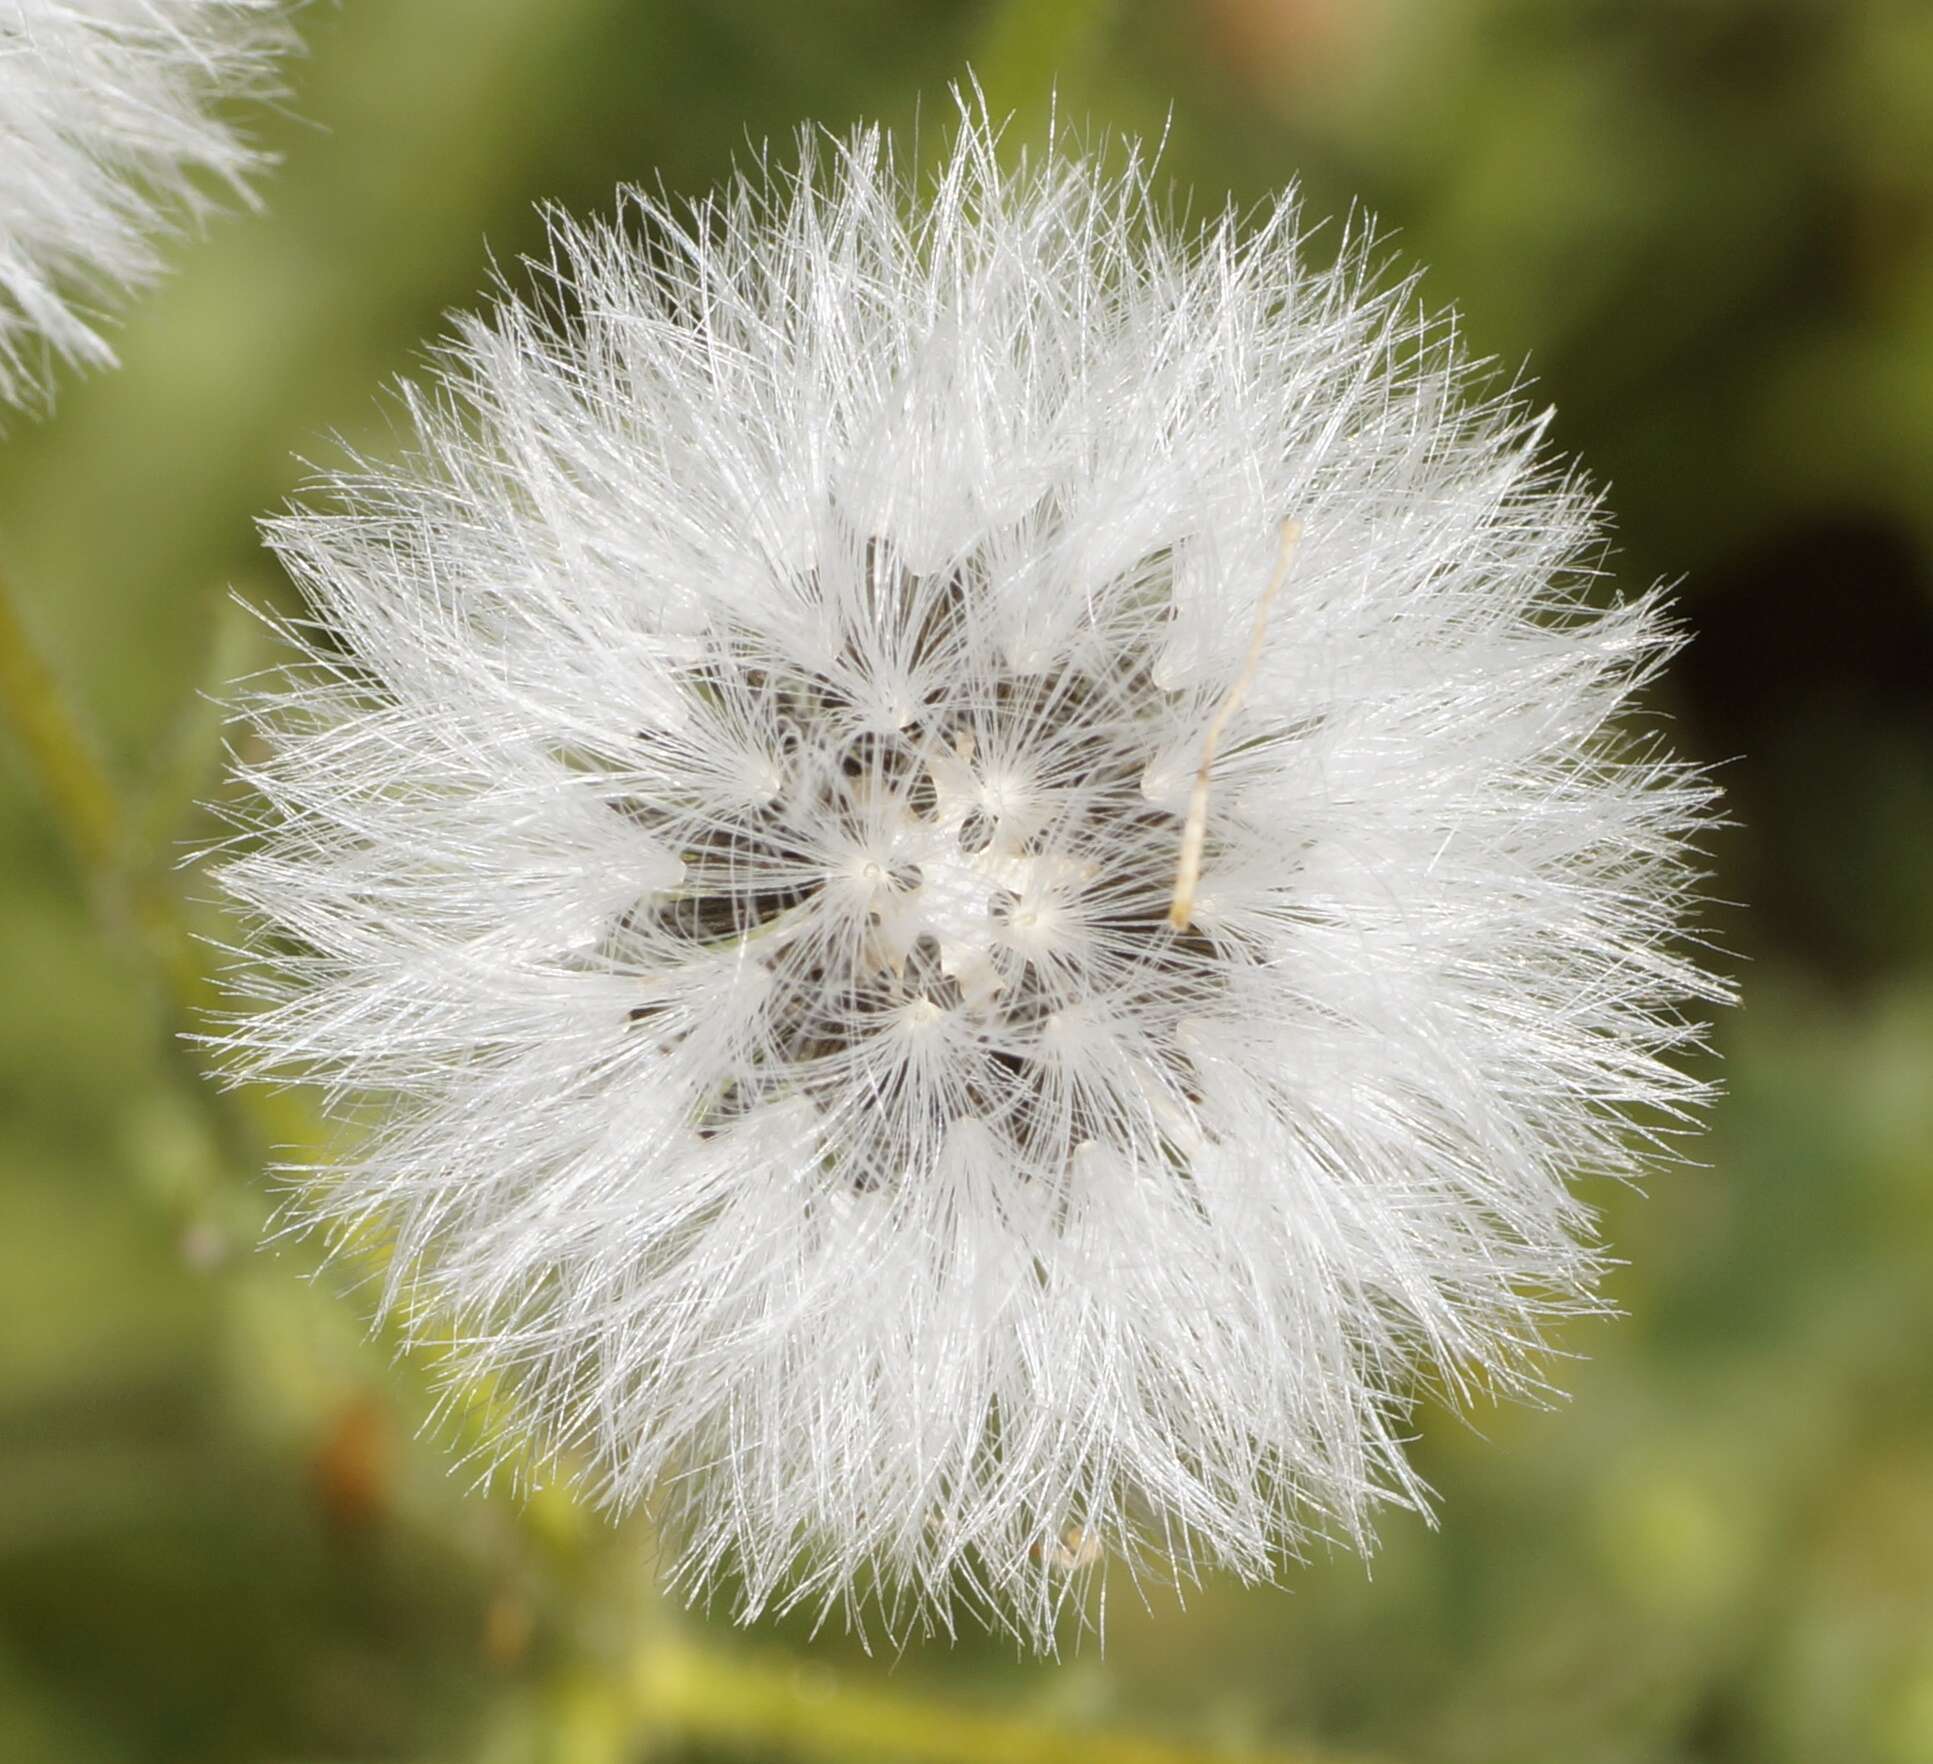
[213,105,1726,1648]
[0,0,291,409]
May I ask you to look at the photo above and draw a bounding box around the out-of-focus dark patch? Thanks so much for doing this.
[1675,512,1933,986]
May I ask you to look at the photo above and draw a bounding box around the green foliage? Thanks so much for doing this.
[3,2,1930,1760]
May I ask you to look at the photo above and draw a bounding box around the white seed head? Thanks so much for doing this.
[0,0,292,409]
[211,102,1727,1649]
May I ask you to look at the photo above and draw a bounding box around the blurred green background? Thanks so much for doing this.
[3,1,1931,1760]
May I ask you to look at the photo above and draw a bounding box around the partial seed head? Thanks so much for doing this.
[0,0,293,409]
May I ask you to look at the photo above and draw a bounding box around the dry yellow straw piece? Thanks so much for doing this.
[1169,518,1302,932]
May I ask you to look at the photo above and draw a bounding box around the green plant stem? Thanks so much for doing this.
[0,562,119,870]
[0,558,213,1015]
[631,1637,1373,1764]
[2,564,329,1188]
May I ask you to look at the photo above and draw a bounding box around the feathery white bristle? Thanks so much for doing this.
[0,0,292,409]
[209,99,1728,1649]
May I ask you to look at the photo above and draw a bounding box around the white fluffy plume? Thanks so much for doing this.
[0,0,291,408]
[212,102,1726,1647]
